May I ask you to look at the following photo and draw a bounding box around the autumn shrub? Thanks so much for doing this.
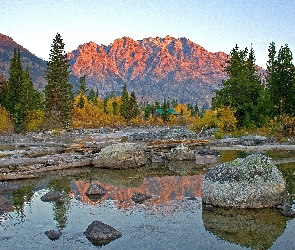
[0,106,14,133]
[25,110,45,131]
[190,107,237,134]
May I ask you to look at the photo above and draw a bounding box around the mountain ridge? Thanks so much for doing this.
[1,33,231,107]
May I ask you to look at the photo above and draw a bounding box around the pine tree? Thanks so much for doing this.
[161,98,169,122]
[267,43,295,116]
[45,33,73,128]
[119,84,130,120]
[212,45,264,127]
[0,74,8,107]
[21,66,43,124]
[129,91,139,120]
[6,48,24,132]
[77,75,87,108]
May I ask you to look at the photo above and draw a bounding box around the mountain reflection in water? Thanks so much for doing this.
[74,174,203,209]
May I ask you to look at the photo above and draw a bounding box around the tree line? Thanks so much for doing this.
[0,33,295,136]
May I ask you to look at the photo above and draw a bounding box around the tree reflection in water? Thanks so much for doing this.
[202,207,290,250]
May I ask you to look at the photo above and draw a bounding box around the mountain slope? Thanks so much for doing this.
[68,35,228,107]
[0,34,47,90]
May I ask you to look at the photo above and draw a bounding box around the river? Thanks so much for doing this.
[0,150,295,249]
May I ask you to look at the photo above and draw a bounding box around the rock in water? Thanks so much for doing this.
[84,220,122,246]
[45,230,62,240]
[92,143,146,169]
[202,154,286,208]
[85,183,107,202]
[40,191,62,202]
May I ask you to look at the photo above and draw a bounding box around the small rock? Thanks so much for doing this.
[40,191,62,202]
[45,230,62,240]
[86,184,107,196]
[131,192,152,204]
[84,220,122,246]
[85,184,107,202]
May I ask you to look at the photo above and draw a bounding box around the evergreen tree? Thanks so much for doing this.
[143,102,152,120]
[267,43,295,116]
[45,33,73,128]
[21,66,43,123]
[77,75,87,108]
[212,45,264,127]
[194,100,200,116]
[0,74,8,107]
[6,48,24,131]
[171,99,178,108]
[161,98,169,122]
[128,91,139,120]
[87,89,97,105]
[119,84,130,120]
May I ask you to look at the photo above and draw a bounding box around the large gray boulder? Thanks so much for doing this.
[202,154,287,208]
[92,143,147,169]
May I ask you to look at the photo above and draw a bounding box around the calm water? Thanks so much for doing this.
[0,150,295,250]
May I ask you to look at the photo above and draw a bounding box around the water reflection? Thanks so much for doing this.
[0,150,295,249]
[74,174,204,209]
[202,207,289,250]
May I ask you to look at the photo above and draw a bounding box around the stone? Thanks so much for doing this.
[202,154,287,208]
[45,230,62,240]
[131,192,152,204]
[40,191,62,202]
[84,220,122,246]
[85,184,107,202]
[167,143,196,161]
[92,143,147,169]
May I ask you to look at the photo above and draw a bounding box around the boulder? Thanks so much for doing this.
[40,191,62,202]
[167,143,195,161]
[202,154,287,208]
[92,143,147,169]
[84,220,122,246]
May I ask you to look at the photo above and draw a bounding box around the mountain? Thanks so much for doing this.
[0,34,47,90]
[0,33,229,107]
[68,35,228,107]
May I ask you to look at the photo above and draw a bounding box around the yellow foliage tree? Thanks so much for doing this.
[0,106,14,134]
[72,95,125,128]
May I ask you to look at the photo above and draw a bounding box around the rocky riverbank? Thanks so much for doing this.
[1,126,295,180]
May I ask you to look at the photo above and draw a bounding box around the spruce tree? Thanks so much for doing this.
[161,98,169,122]
[119,84,130,120]
[6,48,24,132]
[77,75,87,108]
[0,74,8,107]
[21,66,43,124]
[45,33,73,128]
[267,43,295,116]
[212,45,264,127]
[129,91,139,120]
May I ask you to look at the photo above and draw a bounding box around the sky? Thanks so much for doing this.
[1,0,294,67]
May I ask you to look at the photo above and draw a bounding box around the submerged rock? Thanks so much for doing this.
[84,220,122,246]
[92,143,147,169]
[45,230,62,240]
[202,154,287,208]
[40,191,62,202]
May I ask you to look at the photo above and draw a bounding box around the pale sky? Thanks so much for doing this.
[1,0,294,67]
